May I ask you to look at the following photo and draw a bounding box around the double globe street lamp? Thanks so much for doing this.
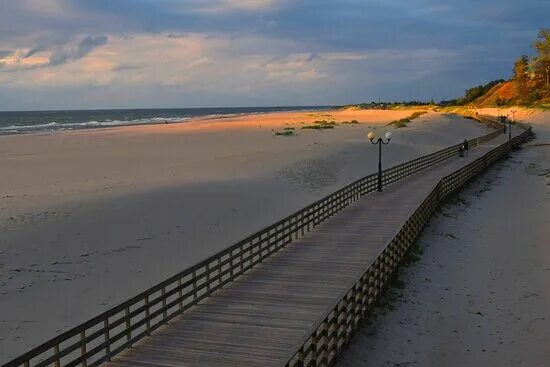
[368,131,392,192]
[509,109,517,141]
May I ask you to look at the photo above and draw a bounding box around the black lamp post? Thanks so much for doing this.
[368,131,392,192]
[509,110,516,140]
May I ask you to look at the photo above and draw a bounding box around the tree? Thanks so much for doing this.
[513,55,529,99]
[533,28,550,89]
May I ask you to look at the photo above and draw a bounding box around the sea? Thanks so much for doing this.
[0,106,329,135]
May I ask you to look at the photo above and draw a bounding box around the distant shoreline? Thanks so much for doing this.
[0,105,331,136]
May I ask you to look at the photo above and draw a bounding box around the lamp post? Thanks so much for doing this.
[368,131,392,192]
[509,110,516,140]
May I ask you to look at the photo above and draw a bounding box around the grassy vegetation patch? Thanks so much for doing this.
[301,120,337,130]
[388,111,427,128]
[375,240,425,314]
[341,120,359,125]
[274,130,296,136]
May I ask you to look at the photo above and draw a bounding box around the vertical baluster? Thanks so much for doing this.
[333,306,339,358]
[125,307,131,343]
[104,318,111,361]
[145,295,151,334]
[258,236,263,263]
[205,263,211,293]
[239,245,244,271]
[311,332,318,367]
[193,270,198,300]
[162,288,167,319]
[301,212,305,236]
[178,278,183,311]
[80,331,87,367]
[297,347,305,367]
[54,344,60,367]
[217,257,222,284]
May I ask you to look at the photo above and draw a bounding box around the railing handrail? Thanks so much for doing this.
[2,115,508,367]
[283,121,532,366]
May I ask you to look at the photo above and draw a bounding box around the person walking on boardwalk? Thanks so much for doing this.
[463,139,469,157]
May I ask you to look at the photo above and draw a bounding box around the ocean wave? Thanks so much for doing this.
[0,116,190,134]
[0,106,328,135]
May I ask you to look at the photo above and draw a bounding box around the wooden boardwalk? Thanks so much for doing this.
[103,134,513,367]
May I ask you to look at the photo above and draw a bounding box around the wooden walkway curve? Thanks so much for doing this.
[101,132,517,367]
[4,119,532,367]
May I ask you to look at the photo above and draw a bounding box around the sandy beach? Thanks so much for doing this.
[338,110,550,366]
[0,109,495,362]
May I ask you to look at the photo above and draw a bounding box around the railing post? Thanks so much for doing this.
[162,287,167,319]
[193,270,198,300]
[297,346,305,367]
[80,331,87,367]
[125,307,131,343]
[104,318,111,360]
[54,344,60,367]
[205,263,211,293]
[311,332,318,367]
[178,278,183,311]
[145,295,151,334]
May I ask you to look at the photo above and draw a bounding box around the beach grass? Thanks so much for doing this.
[388,111,427,128]
[275,130,296,136]
[301,120,337,130]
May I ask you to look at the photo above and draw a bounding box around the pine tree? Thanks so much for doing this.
[533,28,550,91]
[513,55,529,101]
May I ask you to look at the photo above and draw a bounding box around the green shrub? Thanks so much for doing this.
[301,120,338,130]
[301,124,334,130]
[388,111,426,127]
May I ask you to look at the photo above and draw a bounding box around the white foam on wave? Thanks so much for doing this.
[0,116,191,134]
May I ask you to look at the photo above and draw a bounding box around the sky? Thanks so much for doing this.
[0,0,548,111]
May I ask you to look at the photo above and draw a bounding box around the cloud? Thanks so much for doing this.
[189,0,281,13]
[23,45,47,58]
[1,0,549,110]
[49,35,108,65]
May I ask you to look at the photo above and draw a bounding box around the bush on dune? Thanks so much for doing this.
[301,120,337,130]
[275,130,295,136]
[388,111,427,128]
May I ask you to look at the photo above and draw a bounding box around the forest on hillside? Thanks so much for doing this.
[446,28,550,108]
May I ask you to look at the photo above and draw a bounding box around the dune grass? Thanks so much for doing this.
[341,119,359,125]
[388,111,428,128]
[301,120,337,130]
[274,130,296,136]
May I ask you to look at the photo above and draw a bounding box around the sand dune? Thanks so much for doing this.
[0,110,493,362]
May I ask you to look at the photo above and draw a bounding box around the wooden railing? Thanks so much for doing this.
[3,117,512,367]
[284,122,532,367]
